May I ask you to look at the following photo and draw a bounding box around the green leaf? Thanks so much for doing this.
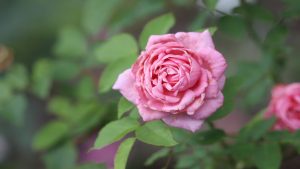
[94,33,138,64]
[203,0,218,10]
[82,0,121,34]
[5,64,28,90]
[93,117,140,149]
[75,163,106,169]
[145,148,169,166]
[195,27,218,36]
[53,27,87,58]
[208,76,240,121]
[114,137,136,169]
[176,155,197,169]
[139,13,175,49]
[48,97,76,121]
[32,59,53,99]
[43,143,76,169]
[218,16,247,38]
[229,143,256,161]
[51,60,80,81]
[237,116,275,143]
[136,121,178,147]
[75,76,95,100]
[5,94,27,126]
[253,143,281,169]
[98,57,135,93]
[33,121,69,150]
[194,129,225,145]
[118,97,134,119]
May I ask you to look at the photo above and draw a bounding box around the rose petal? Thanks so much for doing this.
[193,92,224,119]
[146,34,177,50]
[138,105,168,121]
[113,69,139,104]
[198,47,227,80]
[163,115,204,132]
[175,30,215,51]
[218,75,226,90]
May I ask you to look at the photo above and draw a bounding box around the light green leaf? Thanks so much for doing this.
[82,0,121,34]
[118,97,134,119]
[54,27,87,58]
[139,13,175,49]
[32,59,53,99]
[76,76,95,100]
[196,27,218,36]
[5,64,28,90]
[145,148,169,166]
[93,117,140,149]
[136,121,178,147]
[203,0,218,10]
[253,143,281,169]
[98,57,135,93]
[94,33,137,64]
[5,94,27,126]
[33,121,69,150]
[43,143,76,169]
[48,97,73,120]
[114,137,136,169]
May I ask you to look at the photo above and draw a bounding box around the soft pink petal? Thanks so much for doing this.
[198,47,227,80]
[163,115,204,132]
[218,75,226,90]
[113,69,139,104]
[138,105,168,121]
[146,34,177,50]
[193,92,224,119]
[175,30,215,51]
[162,90,196,112]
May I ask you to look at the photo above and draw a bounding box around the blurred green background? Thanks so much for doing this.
[0,0,300,169]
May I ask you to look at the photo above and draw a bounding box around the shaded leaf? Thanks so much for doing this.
[118,97,134,119]
[145,148,169,166]
[33,121,69,150]
[253,143,281,169]
[195,128,225,145]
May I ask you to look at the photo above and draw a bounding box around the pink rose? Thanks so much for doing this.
[113,31,227,132]
[265,83,300,131]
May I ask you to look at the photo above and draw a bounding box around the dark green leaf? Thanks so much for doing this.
[93,117,140,149]
[118,97,134,119]
[237,116,275,143]
[145,148,169,166]
[33,121,69,150]
[94,33,138,64]
[75,163,106,169]
[208,76,240,121]
[43,143,76,169]
[114,137,136,169]
[139,13,175,49]
[218,16,247,38]
[195,129,225,145]
[136,121,178,147]
[253,143,281,169]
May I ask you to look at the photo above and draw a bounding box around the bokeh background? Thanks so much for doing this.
[0,0,300,169]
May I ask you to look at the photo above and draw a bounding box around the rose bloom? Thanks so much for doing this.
[113,31,227,132]
[265,83,300,131]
